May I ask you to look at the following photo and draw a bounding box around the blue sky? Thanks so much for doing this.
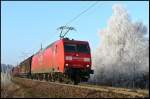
[1,1,149,65]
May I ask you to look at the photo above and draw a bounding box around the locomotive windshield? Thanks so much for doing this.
[64,44,76,52]
[77,44,90,53]
[64,43,90,53]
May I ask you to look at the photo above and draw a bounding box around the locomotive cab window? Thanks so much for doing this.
[77,44,90,53]
[64,43,90,53]
[64,44,76,52]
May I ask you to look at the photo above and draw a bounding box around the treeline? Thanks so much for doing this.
[1,64,13,73]
[89,69,149,89]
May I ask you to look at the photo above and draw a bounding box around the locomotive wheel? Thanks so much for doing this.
[48,73,53,82]
[63,74,73,84]
[45,74,48,81]
[58,73,63,82]
[73,74,80,85]
[51,73,55,82]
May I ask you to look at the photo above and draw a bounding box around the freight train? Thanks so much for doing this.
[11,38,94,84]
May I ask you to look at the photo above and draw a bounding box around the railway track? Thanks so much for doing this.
[11,77,149,98]
[43,80,149,97]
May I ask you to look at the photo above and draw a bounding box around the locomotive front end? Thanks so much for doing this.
[63,39,94,84]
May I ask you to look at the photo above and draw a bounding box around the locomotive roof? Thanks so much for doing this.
[34,38,89,55]
[34,41,56,55]
[63,38,89,43]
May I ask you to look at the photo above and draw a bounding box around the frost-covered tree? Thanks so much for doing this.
[91,4,149,88]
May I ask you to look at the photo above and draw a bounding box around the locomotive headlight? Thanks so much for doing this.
[84,58,90,62]
[65,56,72,60]
[86,65,90,67]
[65,64,69,66]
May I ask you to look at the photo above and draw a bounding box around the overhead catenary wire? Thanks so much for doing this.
[57,1,99,38]
[64,1,99,27]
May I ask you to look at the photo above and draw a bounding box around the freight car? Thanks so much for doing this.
[19,56,33,77]
[12,38,94,85]
[11,66,20,77]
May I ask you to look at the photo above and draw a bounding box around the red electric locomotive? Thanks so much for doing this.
[12,38,93,84]
[31,38,93,84]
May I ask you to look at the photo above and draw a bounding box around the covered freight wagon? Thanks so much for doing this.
[19,55,33,77]
[11,66,20,76]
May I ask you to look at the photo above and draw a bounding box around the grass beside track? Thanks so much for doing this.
[2,77,149,98]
